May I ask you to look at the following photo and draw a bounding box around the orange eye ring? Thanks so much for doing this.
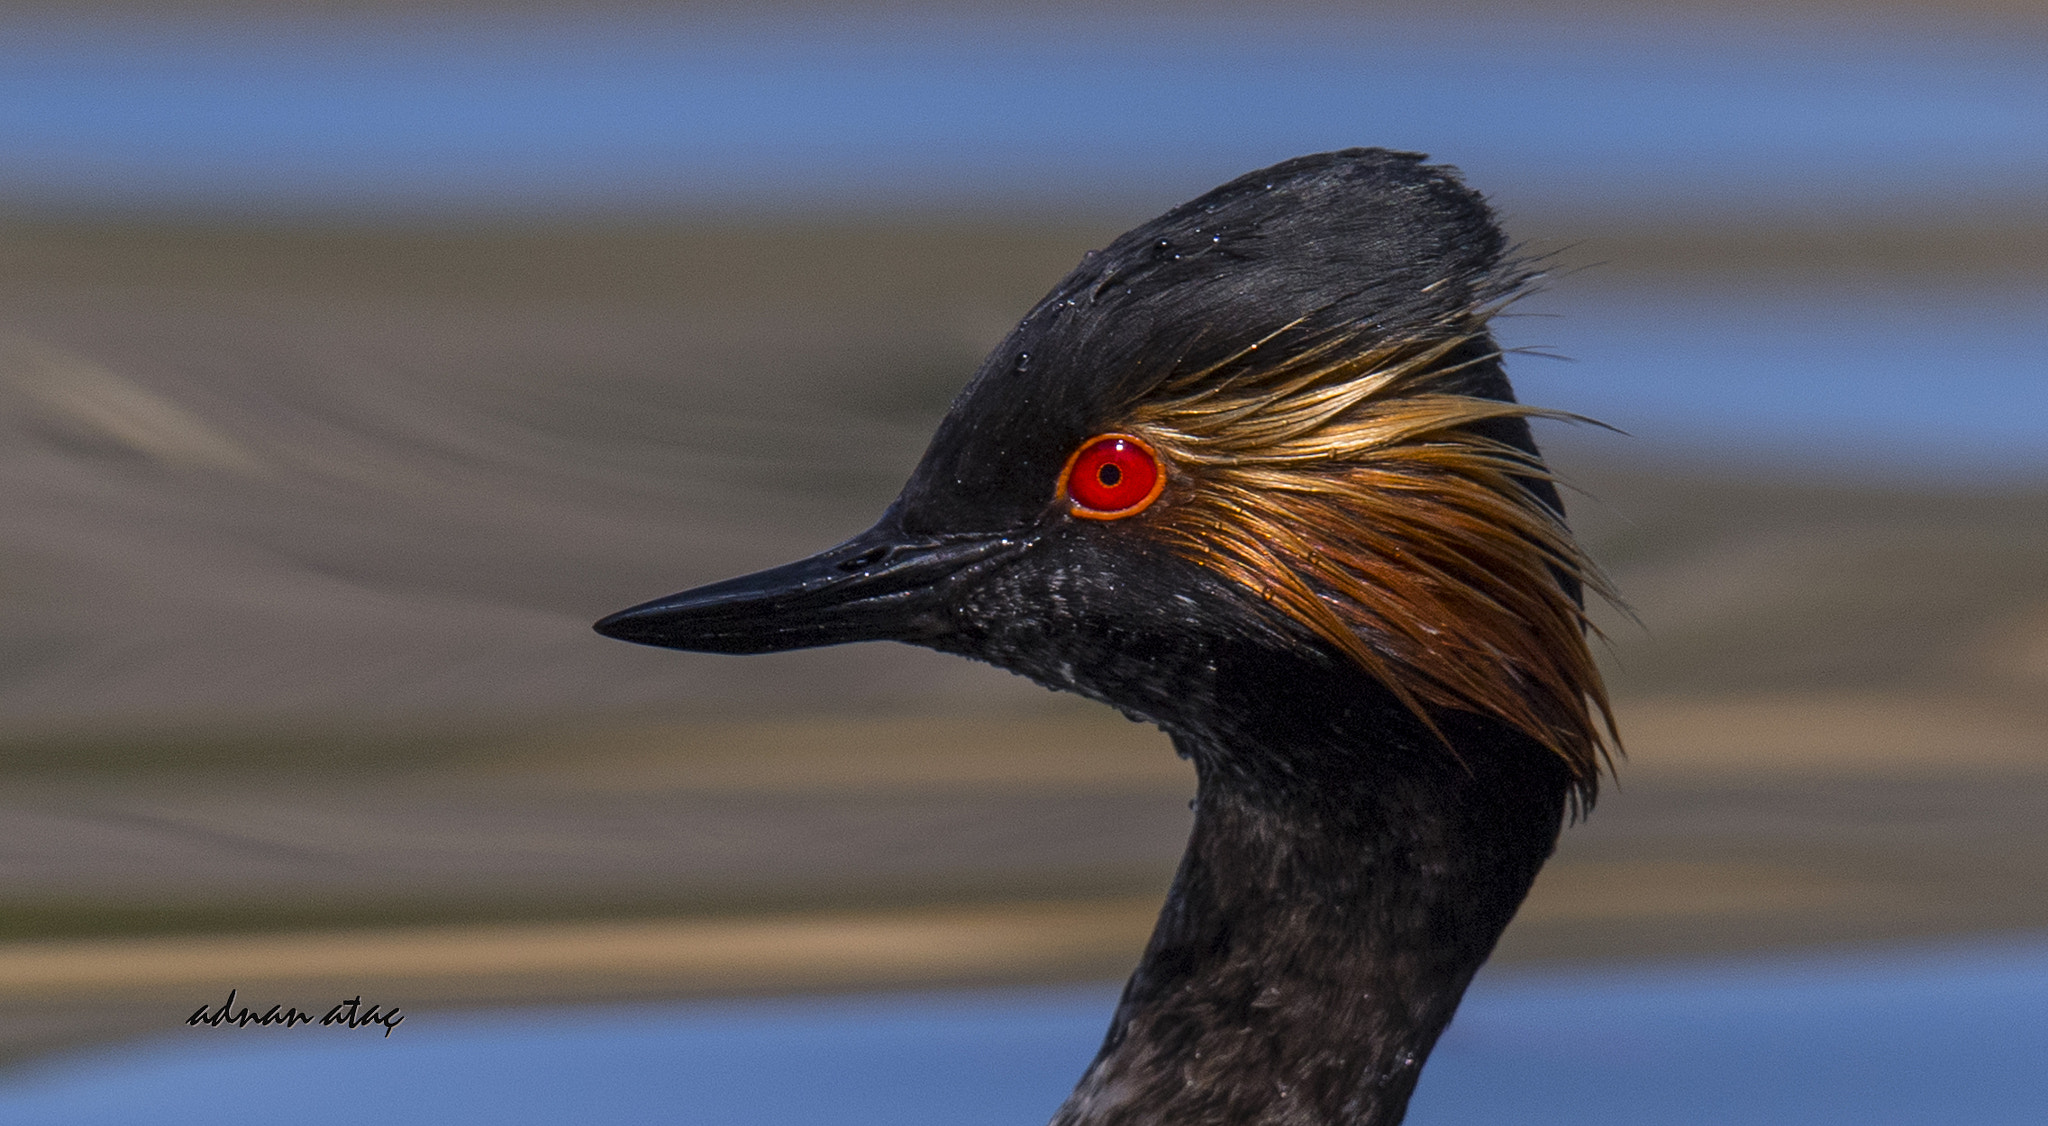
[1060,433,1166,520]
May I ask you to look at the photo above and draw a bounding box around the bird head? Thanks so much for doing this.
[597,149,1616,801]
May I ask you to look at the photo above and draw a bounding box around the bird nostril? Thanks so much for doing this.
[838,546,889,572]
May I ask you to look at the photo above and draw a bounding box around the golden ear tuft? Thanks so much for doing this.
[1123,313,1620,799]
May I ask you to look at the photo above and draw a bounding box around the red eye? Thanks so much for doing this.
[1062,433,1164,519]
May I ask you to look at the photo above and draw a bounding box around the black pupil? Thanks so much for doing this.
[1097,464,1122,488]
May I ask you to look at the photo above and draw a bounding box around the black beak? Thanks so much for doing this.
[593,522,1027,654]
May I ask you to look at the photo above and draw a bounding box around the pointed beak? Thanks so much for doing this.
[593,523,1027,654]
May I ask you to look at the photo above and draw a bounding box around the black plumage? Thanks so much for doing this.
[596,148,1616,1126]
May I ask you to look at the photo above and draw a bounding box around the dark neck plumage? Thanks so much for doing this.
[1050,694,1572,1126]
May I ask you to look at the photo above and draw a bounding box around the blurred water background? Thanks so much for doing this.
[0,1,2044,1121]
[7,938,2048,1125]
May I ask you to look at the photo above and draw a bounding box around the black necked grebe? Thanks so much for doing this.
[597,148,1618,1126]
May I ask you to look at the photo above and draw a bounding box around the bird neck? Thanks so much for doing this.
[1051,716,1569,1126]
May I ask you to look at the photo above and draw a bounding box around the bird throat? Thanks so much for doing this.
[1050,718,1570,1126]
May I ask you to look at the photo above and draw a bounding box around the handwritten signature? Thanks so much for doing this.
[187,990,404,1037]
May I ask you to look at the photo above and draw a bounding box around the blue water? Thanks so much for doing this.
[1,13,2044,219]
[1502,286,2048,479]
[2,939,2043,1125]
[1,14,2042,472]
